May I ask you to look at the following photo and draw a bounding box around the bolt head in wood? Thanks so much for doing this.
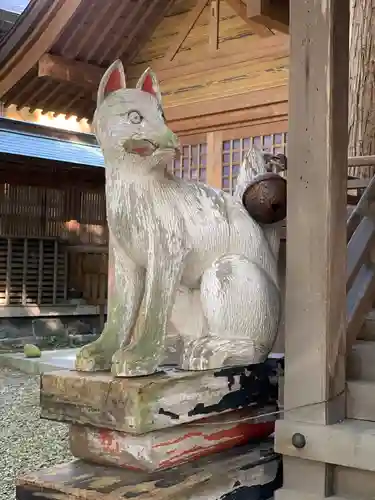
[292,432,306,449]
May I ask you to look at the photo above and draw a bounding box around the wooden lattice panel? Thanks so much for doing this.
[169,144,207,182]
[0,184,107,244]
[0,237,67,306]
[69,251,108,306]
[222,133,288,193]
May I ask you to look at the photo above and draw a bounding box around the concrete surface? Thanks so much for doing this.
[0,348,78,375]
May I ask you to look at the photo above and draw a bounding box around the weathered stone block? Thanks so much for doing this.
[16,440,281,500]
[32,318,66,338]
[69,407,276,471]
[41,359,281,434]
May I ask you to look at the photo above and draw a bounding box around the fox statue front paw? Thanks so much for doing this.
[111,347,161,377]
[75,340,113,372]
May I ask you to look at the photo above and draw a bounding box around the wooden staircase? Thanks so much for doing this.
[347,312,375,422]
[345,175,375,427]
[277,311,375,499]
[277,172,375,500]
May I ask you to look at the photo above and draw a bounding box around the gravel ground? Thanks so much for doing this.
[0,368,73,500]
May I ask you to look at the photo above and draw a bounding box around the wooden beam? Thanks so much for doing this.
[0,304,105,318]
[163,0,209,63]
[38,54,105,90]
[169,104,288,136]
[246,0,289,34]
[225,0,272,37]
[209,0,220,53]
[274,0,350,499]
[0,0,85,98]
[276,419,375,473]
[165,85,288,121]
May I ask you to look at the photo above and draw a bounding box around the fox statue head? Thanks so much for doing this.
[93,60,180,170]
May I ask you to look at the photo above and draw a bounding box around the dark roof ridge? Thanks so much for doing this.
[0,117,98,147]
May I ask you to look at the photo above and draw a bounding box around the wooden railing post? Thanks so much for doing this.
[275,1,350,500]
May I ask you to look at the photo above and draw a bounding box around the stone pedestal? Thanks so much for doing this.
[18,359,283,499]
[69,408,276,471]
[40,359,281,433]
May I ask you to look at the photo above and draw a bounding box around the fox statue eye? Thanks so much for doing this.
[128,110,143,124]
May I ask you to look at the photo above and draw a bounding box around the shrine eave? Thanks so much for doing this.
[0,0,175,121]
[0,117,104,168]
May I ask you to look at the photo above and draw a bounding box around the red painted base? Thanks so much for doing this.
[70,407,276,471]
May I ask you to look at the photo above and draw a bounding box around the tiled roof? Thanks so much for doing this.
[0,119,104,168]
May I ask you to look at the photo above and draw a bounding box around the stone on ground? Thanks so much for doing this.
[23,344,41,358]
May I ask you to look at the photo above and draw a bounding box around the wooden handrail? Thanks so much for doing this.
[347,179,369,189]
[347,175,375,237]
[346,173,375,348]
[347,217,375,290]
[348,155,375,167]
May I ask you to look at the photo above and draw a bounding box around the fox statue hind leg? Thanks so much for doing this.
[181,253,281,371]
[181,148,283,371]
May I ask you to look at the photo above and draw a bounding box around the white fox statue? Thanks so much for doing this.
[75,60,283,377]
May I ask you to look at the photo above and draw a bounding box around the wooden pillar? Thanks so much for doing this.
[275,0,349,499]
[206,131,223,189]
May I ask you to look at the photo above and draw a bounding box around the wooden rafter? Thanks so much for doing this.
[38,54,105,90]
[163,0,209,63]
[246,0,289,34]
[122,0,174,65]
[0,0,178,116]
[225,0,273,37]
[209,0,220,53]
[0,0,85,98]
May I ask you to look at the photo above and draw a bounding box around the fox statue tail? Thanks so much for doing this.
[233,147,269,204]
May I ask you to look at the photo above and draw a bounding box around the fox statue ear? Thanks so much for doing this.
[136,67,162,106]
[97,60,126,107]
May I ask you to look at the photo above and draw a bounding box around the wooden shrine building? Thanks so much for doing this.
[0,117,107,317]
[0,0,290,192]
[0,0,292,322]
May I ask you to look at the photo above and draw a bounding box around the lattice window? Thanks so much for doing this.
[169,144,207,182]
[0,237,67,306]
[222,133,288,193]
[0,184,108,244]
[78,190,107,245]
[80,190,106,225]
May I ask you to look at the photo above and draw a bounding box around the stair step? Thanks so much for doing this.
[277,467,375,500]
[358,311,375,340]
[347,340,375,381]
[276,490,347,500]
[347,380,375,421]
